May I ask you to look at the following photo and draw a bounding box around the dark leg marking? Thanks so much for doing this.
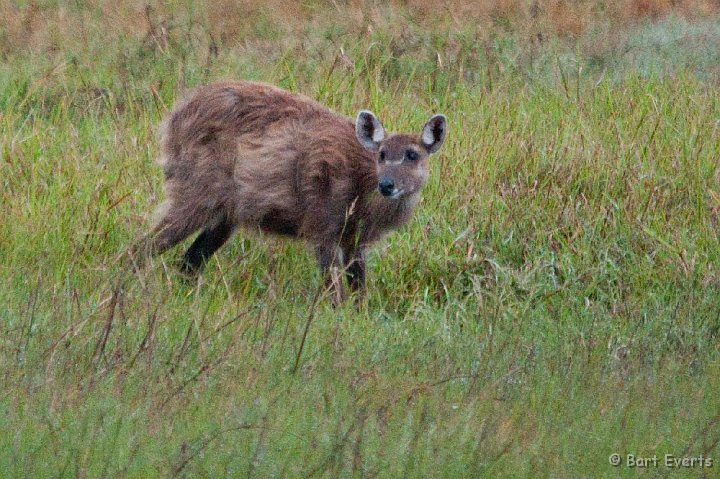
[345,248,367,294]
[141,212,204,258]
[180,218,234,275]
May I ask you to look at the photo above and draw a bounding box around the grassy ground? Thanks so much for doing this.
[2,1,720,477]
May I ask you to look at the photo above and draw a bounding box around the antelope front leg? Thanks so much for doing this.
[345,247,367,301]
[315,244,346,306]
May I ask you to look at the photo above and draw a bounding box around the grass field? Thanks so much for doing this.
[2,1,720,477]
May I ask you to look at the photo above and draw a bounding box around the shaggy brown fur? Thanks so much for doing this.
[141,80,447,304]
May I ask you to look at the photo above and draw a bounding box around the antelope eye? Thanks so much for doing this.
[379,151,386,162]
[405,150,419,162]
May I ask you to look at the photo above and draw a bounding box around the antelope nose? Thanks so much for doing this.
[378,178,395,197]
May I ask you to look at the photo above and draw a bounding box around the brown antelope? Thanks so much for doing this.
[141,81,447,304]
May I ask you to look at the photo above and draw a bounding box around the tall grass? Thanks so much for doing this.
[1,1,720,477]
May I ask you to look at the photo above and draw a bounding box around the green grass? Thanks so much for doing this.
[1,3,720,477]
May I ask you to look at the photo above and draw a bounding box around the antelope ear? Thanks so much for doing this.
[355,110,385,152]
[421,114,447,154]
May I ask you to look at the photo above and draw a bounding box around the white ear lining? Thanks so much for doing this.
[422,127,434,146]
[356,110,385,151]
[422,114,447,153]
[372,127,385,142]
